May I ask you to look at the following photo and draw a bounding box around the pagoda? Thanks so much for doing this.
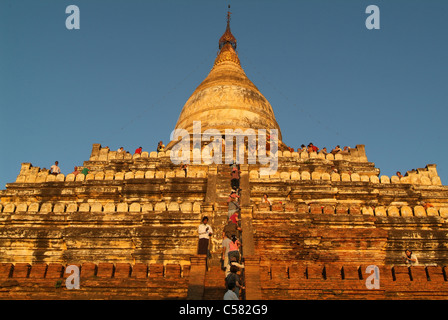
[0,9,447,300]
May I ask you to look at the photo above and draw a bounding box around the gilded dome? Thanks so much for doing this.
[167,13,282,148]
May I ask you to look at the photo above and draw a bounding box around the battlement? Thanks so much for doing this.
[13,160,442,189]
[256,261,448,299]
[1,260,447,300]
[250,164,442,186]
[259,262,447,282]
[88,144,369,163]
[254,202,448,218]
[0,201,203,215]
[9,144,443,190]
[0,262,189,279]
[0,262,191,299]
[13,162,207,184]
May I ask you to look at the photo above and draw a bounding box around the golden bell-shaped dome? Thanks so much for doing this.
[167,11,282,148]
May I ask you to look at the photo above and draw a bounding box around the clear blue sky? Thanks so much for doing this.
[1,0,447,188]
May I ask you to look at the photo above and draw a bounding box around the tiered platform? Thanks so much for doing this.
[0,143,447,299]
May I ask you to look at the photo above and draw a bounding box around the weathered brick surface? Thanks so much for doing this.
[427,266,446,282]
[249,262,448,300]
[97,263,114,278]
[81,263,96,278]
[149,264,164,278]
[394,266,410,281]
[165,264,181,278]
[28,263,47,279]
[12,263,30,278]
[46,263,64,279]
[343,266,360,280]
[0,263,13,279]
[1,151,448,300]
[132,263,148,279]
[0,262,191,300]
[114,263,131,279]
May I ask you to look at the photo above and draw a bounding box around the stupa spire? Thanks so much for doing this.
[219,5,237,50]
[166,6,283,150]
[214,5,240,67]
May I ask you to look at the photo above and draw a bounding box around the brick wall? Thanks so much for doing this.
[0,262,190,300]
[255,262,448,300]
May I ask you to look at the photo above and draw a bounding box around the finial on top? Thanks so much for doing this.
[219,4,236,50]
[227,5,231,25]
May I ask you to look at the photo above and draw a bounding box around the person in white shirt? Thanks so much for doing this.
[197,216,213,255]
[261,193,271,205]
[403,249,419,265]
[222,232,231,270]
[50,161,61,175]
[225,256,245,277]
[224,282,238,300]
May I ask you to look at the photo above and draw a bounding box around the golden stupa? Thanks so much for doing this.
[166,10,282,149]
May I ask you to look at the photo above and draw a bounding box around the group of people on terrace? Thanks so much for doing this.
[95,142,165,156]
[284,143,352,155]
[48,161,90,177]
[117,141,166,154]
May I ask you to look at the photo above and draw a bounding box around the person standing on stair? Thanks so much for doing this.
[180,163,188,177]
[228,195,240,219]
[228,234,241,263]
[224,282,239,300]
[225,256,245,277]
[197,216,213,255]
[230,166,240,191]
[225,264,245,298]
[224,220,241,240]
[228,190,239,202]
[229,211,239,225]
[221,232,231,270]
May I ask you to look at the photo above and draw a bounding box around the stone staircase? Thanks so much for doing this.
[202,163,245,299]
[203,266,227,300]
[208,164,235,268]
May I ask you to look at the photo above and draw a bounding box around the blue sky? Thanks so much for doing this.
[1,0,447,188]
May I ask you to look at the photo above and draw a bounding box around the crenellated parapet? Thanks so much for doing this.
[250,164,442,186]
[254,202,448,219]
[0,262,190,279]
[13,144,443,188]
[0,200,204,214]
[13,161,207,184]
[255,261,448,300]
[0,262,191,299]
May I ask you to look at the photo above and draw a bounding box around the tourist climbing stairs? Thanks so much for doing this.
[202,163,246,299]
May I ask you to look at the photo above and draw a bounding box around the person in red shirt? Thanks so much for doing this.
[135,146,142,154]
[308,143,319,153]
[229,212,239,225]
